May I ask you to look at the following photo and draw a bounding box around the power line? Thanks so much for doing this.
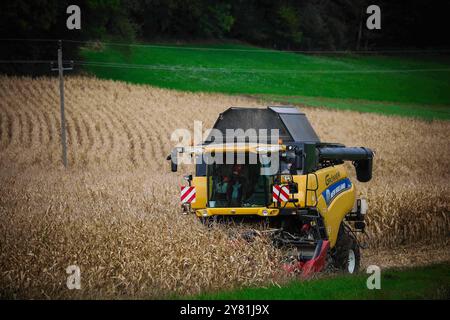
[64,39,450,54]
[1,38,450,54]
[0,38,58,43]
[74,61,450,74]
[1,59,449,74]
[0,60,54,64]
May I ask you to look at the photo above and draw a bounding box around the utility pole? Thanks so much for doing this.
[51,40,73,168]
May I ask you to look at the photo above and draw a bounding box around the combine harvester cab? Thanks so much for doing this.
[168,106,373,276]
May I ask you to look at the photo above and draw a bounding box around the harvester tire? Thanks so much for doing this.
[332,225,360,274]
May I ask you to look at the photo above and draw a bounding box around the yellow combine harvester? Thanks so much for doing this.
[168,106,373,275]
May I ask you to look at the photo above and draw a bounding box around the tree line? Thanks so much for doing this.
[0,0,448,74]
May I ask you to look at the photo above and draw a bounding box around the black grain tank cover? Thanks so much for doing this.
[204,106,320,143]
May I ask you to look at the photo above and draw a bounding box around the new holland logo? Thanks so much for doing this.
[322,178,352,206]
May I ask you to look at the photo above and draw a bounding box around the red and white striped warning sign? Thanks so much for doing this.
[181,186,196,203]
[273,185,290,202]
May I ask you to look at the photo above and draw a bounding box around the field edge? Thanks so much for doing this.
[190,262,450,300]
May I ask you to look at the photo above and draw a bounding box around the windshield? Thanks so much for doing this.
[206,153,274,208]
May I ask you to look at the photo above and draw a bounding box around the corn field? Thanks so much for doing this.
[0,76,449,299]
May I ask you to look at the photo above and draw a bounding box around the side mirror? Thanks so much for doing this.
[167,150,178,172]
[171,160,178,173]
[354,158,373,182]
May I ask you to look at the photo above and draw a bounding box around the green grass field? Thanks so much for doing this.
[80,42,450,120]
[192,263,450,300]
